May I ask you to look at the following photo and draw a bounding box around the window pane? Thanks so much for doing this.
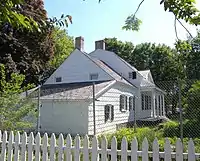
[145,95,148,110]
[141,94,144,110]
[55,77,62,82]
[120,95,125,111]
[148,96,151,110]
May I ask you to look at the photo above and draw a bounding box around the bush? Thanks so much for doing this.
[159,121,180,137]
[101,127,162,150]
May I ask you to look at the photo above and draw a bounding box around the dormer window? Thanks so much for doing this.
[55,77,62,82]
[129,72,136,79]
[90,73,98,80]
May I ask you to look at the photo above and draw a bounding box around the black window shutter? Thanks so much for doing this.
[129,97,132,111]
[132,72,136,79]
[120,95,124,111]
[111,105,114,121]
[105,105,109,122]
[125,96,128,110]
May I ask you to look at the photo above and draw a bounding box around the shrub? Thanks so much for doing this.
[101,127,162,150]
[160,121,180,137]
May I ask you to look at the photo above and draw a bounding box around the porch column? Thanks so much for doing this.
[162,95,165,116]
[159,95,162,116]
[152,90,156,118]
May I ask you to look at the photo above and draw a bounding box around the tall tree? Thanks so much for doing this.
[50,27,74,69]
[105,38,184,81]
[0,0,38,30]
[0,0,54,85]
[0,64,36,131]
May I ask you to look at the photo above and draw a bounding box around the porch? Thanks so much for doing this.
[140,87,166,118]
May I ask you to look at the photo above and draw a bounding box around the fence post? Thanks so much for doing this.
[92,82,96,135]
[178,79,183,142]
[37,85,41,132]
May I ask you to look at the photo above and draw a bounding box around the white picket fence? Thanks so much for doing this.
[0,130,200,161]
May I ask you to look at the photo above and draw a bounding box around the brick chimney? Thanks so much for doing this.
[95,40,105,50]
[75,36,84,51]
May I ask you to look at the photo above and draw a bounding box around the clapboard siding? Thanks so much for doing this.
[40,100,88,135]
[88,83,137,135]
[44,49,113,85]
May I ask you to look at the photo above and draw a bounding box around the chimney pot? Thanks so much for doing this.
[95,40,105,50]
[75,36,84,51]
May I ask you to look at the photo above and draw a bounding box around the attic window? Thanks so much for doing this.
[129,72,137,79]
[55,77,62,82]
[90,73,98,80]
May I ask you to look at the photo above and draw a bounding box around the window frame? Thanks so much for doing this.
[89,73,99,80]
[128,71,136,79]
[141,94,144,110]
[105,104,114,123]
[120,94,128,112]
[55,77,62,82]
[129,96,135,111]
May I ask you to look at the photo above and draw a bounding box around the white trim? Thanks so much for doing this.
[95,80,117,99]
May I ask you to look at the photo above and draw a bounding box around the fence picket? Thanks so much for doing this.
[111,136,117,161]
[50,133,56,161]
[74,135,81,161]
[176,138,183,161]
[21,132,27,161]
[101,135,107,161]
[66,134,72,161]
[42,133,49,161]
[58,134,64,161]
[28,132,34,161]
[142,137,148,161]
[164,138,171,161]
[14,131,20,161]
[91,135,99,161]
[121,137,128,161]
[131,137,138,161]
[7,131,14,161]
[35,133,41,161]
[153,138,159,161]
[188,138,195,161]
[0,130,198,161]
[1,131,7,161]
[83,135,89,161]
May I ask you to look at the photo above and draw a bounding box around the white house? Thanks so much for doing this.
[39,37,166,136]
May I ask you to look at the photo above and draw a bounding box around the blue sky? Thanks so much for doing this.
[44,0,200,52]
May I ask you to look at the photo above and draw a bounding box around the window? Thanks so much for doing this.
[129,96,135,111]
[145,95,148,110]
[128,72,137,79]
[55,77,62,82]
[142,94,151,110]
[148,96,151,110]
[120,95,127,111]
[141,94,144,110]
[90,73,98,80]
[105,104,114,122]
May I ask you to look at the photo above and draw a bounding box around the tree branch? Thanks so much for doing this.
[133,0,145,17]
[176,18,193,39]
[174,16,179,40]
